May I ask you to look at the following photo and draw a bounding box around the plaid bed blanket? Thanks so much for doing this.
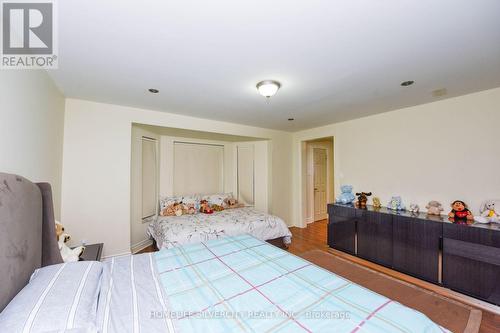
[154,234,448,333]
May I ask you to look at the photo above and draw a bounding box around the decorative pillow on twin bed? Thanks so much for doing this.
[159,194,200,211]
[202,192,233,207]
[0,261,103,333]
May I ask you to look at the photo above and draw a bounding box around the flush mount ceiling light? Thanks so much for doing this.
[148,88,159,93]
[256,80,281,98]
[400,80,414,87]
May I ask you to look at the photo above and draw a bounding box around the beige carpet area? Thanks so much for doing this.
[300,250,482,333]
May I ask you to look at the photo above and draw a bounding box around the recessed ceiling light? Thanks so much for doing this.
[400,80,414,87]
[256,80,281,98]
[288,118,294,121]
[148,88,159,93]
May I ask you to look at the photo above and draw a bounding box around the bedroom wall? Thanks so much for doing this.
[0,70,65,218]
[61,99,293,257]
[291,87,500,227]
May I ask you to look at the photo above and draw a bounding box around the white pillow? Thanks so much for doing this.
[202,193,233,206]
[0,261,102,333]
[159,194,200,211]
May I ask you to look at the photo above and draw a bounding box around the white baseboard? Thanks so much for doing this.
[131,239,153,254]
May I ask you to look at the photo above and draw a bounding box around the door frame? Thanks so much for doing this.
[305,141,333,224]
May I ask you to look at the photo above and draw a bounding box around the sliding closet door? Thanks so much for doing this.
[237,145,255,206]
[173,142,224,195]
[142,138,157,218]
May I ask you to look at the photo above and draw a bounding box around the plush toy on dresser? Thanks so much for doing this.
[475,200,500,223]
[55,222,85,262]
[426,201,444,215]
[335,185,356,204]
[387,196,406,211]
[448,200,474,221]
[372,197,382,209]
[409,204,420,214]
[355,192,372,209]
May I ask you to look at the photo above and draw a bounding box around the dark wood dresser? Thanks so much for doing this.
[328,203,500,306]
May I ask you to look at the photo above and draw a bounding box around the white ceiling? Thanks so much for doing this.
[49,0,500,131]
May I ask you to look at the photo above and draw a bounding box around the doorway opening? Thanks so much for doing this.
[302,137,334,224]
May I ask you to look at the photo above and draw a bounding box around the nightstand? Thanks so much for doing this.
[78,243,103,261]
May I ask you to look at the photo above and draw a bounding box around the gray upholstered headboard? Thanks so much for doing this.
[0,173,63,311]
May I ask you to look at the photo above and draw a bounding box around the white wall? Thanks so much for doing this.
[0,71,65,218]
[292,87,500,227]
[62,99,293,257]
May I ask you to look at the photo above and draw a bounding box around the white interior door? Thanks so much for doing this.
[313,148,327,221]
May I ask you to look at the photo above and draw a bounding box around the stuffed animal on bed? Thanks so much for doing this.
[161,202,184,216]
[182,203,197,215]
[223,197,245,209]
[199,200,214,214]
[55,222,85,262]
[475,200,500,223]
[211,204,224,212]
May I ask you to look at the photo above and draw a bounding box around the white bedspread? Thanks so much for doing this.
[147,207,292,249]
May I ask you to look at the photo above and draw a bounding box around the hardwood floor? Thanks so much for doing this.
[139,219,500,332]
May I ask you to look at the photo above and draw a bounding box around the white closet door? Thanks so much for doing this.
[237,145,255,206]
[173,143,224,195]
[142,138,157,218]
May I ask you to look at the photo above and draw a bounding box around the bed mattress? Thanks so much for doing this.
[98,235,449,333]
[148,207,292,249]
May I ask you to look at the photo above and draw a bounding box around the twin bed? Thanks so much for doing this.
[148,206,292,250]
[0,173,449,332]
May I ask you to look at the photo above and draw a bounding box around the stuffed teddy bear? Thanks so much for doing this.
[161,202,184,216]
[355,192,372,209]
[199,199,214,214]
[183,203,197,215]
[372,197,382,209]
[335,185,355,205]
[409,203,420,214]
[224,197,245,209]
[448,200,473,221]
[55,222,85,262]
[475,200,500,223]
[387,196,405,211]
[211,204,224,212]
[426,201,444,215]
